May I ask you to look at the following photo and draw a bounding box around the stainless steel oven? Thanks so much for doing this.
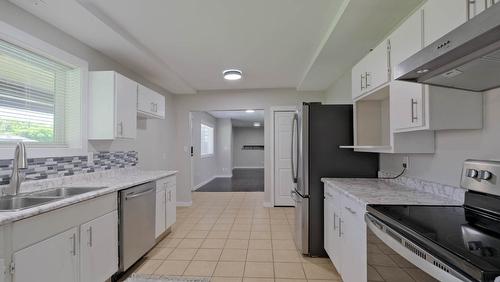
[118,182,156,271]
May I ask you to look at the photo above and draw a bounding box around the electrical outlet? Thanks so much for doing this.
[402,156,409,169]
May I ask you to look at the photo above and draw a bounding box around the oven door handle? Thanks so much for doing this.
[125,188,155,200]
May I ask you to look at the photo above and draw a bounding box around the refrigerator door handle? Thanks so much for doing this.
[291,112,299,184]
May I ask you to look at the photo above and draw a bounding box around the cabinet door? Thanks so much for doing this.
[115,73,137,139]
[330,192,342,271]
[80,211,118,282]
[166,185,176,229]
[365,40,390,92]
[351,60,366,100]
[153,92,166,119]
[155,189,166,238]
[390,9,423,80]
[339,201,366,282]
[13,227,78,282]
[323,195,332,257]
[391,82,425,131]
[423,0,467,46]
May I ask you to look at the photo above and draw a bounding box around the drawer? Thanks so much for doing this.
[341,194,364,220]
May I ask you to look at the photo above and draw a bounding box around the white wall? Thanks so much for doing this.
[324,71,353,104]
[190,111,217,189]
[216,118,233,177]
[233,127,265,169]
[381,89,498,188]
[0,0,177,171]
[174,89,325,204]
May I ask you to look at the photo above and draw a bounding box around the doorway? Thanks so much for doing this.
[189,109,265,192]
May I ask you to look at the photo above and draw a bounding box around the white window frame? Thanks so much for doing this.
[200,123,214,158]
[0,21,88,159]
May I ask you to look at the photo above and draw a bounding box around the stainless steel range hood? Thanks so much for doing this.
[395,2,500,92]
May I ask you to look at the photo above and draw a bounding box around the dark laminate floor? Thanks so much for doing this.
[195,168,264,192]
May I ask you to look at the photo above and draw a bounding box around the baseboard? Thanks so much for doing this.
[233,166,264,169]
[176,201,192,207]
[191,176,216,190]
[214,174,232,178]
[262,202,273,208]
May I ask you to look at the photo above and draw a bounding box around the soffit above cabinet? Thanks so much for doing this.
[9,0,422,93]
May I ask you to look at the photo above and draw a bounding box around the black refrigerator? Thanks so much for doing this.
[290,102,379,257]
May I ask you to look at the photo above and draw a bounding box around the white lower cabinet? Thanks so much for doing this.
[165,184,176,229]
[80,211,118,282]
[12,227,79,282]
[155,175,177,238]
[324,185,367,282]
[155,188,167,238]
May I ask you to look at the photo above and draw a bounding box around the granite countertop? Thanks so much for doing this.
[321,178,462,207]
[0,168,177,225]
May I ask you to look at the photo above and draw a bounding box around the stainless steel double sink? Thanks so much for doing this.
[0,187,106,212]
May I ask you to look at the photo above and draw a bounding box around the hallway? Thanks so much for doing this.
[132,192,341,281]
[195,169,264,192]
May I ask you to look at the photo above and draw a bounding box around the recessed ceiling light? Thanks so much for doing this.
[245,109,255,113]
[223,69,242,80]
[253,122,261,127]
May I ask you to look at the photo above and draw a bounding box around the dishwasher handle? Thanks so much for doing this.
[125,188,155,200]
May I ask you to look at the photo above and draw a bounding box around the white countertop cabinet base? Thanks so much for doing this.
[155,175,176,238]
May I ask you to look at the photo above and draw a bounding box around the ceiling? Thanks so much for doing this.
[10,0,423,94]
[208,110,264,128]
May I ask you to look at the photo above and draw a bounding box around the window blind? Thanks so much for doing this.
[0,38,82,145]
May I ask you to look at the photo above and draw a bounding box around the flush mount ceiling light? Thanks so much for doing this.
[253,122,261,127]
[245,109,255,113]
[223,69,242,80]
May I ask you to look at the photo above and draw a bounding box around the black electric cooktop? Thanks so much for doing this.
[368,191,500,281]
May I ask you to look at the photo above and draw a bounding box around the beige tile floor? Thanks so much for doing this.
[131,192,342,281]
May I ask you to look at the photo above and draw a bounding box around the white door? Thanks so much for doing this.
[13,227,78,282]
[115,73,137,139]
[274,111,295,206]
[155,189,166,238]
[80,211,118,282]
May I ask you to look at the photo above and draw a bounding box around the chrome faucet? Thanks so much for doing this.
[4,142,28,196]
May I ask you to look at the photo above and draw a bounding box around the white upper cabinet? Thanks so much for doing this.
[137,84,166,119]
[389,6,483,133]
[365,40,391,93]
[352,40,390,100]
[422,0,467,46]
[89,71,137,139]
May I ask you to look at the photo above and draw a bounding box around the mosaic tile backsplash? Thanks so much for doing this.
[0,151,138,185]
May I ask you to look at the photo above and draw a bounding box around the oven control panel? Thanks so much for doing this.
[462,159,499,196]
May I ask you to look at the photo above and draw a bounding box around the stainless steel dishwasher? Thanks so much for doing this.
[119,181,156,271]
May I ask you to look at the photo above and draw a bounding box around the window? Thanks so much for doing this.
[200,123,214,156]
[0,21,87,158]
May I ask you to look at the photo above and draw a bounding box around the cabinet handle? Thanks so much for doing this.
[467,0,473,20]
[345,206,357,215]
[150,102,154,112]
[70,234,76,256]
[360,74,365,90]
[88,226,93,247]
[365,72,371,88]
[338,219,343,237]
[411,99,418,123]
[117,121,124,136]
[333,213,337,230]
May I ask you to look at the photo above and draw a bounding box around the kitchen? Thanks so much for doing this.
[0,0,500,281]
